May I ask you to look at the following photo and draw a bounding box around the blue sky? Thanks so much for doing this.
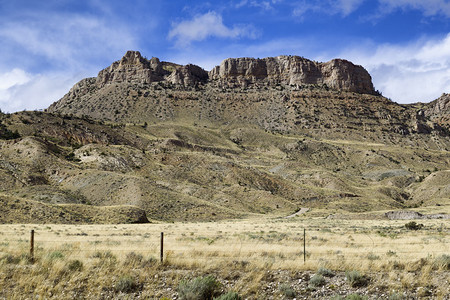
[1,0,450,112]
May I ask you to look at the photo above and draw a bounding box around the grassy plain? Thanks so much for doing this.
[0,211,448,299]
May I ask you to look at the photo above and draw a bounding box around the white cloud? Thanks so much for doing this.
[292,0,450,18]
[338,0,366,16]
[343,34,450,103]
[293,0,365,17]
[236,0,281,10]
[0,14,136,70]
[0,10,137,112]
[378,0,450,17]
[0,69,32,90]
[168,11,259,47]
[0,70,81,113]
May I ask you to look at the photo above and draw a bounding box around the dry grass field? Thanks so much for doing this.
[0,211,448,299]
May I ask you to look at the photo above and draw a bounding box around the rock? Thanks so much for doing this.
[385,210,424,220]
[426,93,450,118]
[95,50,208,88]
[167,64,208,86]
[424,93,450,129]
[47,50,449,139]
[96,50,166,87]
[94,52,375,93]
[320,59,375,94]
[209,55,375,94]
[385,210,450,220]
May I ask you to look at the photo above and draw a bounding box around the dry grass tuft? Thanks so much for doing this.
[0,217,448,298]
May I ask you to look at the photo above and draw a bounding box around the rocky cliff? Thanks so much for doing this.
[425,93,450,129]
[3,51,450,224]
[95,50,208,87]
[209,56,375,94]
[48,51,448,140]
[54,50,375,94]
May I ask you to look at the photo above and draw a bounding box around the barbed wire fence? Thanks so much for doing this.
[1,228,447,268]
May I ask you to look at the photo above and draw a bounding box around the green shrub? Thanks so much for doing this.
[388,291,404,300]
[65,152,81,162]
[279,284,296,298]
[0,124,20,140]
[367,253,380,261]
[66,259,83,271]
[214,291,242,300]
[404,221,423,230]
[317,267,334,277]
[345,271,369,287]
[178,275,221,300]
[115,275,139,293]
[331,294,368,300]
[346,294,368,300]
[433,254,450,270]
[124,251,143,265]
[1,254,21,264]
[92,250,116,260]
[48,251,64,260]
[308,274,326,288]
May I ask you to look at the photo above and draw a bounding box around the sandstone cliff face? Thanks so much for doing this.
[320,59,375,95]
[209,56,375,94]
[48,51,449,139]
[425,93,450,128]
[83,51,376,94]
[166,64,209,86]
[96,50,208,87]
[96,51,163,87]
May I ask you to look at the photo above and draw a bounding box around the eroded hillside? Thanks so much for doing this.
[2,51,449,223]
[1,108,449,223]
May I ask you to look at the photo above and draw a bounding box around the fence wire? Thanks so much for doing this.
[1,228,448,266]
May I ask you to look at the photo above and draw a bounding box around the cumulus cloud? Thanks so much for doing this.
[0,69,32,91]
[0,70,79,113]
[0,10,137,112]
[168,11,259,47]
[0,14,136,70]
[344,34,450,103]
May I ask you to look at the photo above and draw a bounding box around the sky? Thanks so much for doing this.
[1,0,450,113]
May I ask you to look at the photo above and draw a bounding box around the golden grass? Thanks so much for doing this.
[0,216,448,298]
[1,217,448,271]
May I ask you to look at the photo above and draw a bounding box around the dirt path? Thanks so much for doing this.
[285,207,310,218]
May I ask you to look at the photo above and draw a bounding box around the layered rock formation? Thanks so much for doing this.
[58,50,375,93]
[209,56,375,94]
[4,51,450,225]
[425,93,450,129]
[48,50,449,140]
[95,50,208,87]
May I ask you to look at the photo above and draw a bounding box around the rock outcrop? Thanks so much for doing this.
[70,50,376,94]
[167,64,209,86]
[96,50,208,87]
[209,56,376,94]
[385,210,450,220]
[47,50,449,140]
[424,93,450,129]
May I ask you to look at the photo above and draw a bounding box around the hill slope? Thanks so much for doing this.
[1,51,449,223]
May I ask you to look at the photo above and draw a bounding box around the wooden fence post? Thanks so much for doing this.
[160,232,164,263]
[303,228,306,263]
[30,230,34,263]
